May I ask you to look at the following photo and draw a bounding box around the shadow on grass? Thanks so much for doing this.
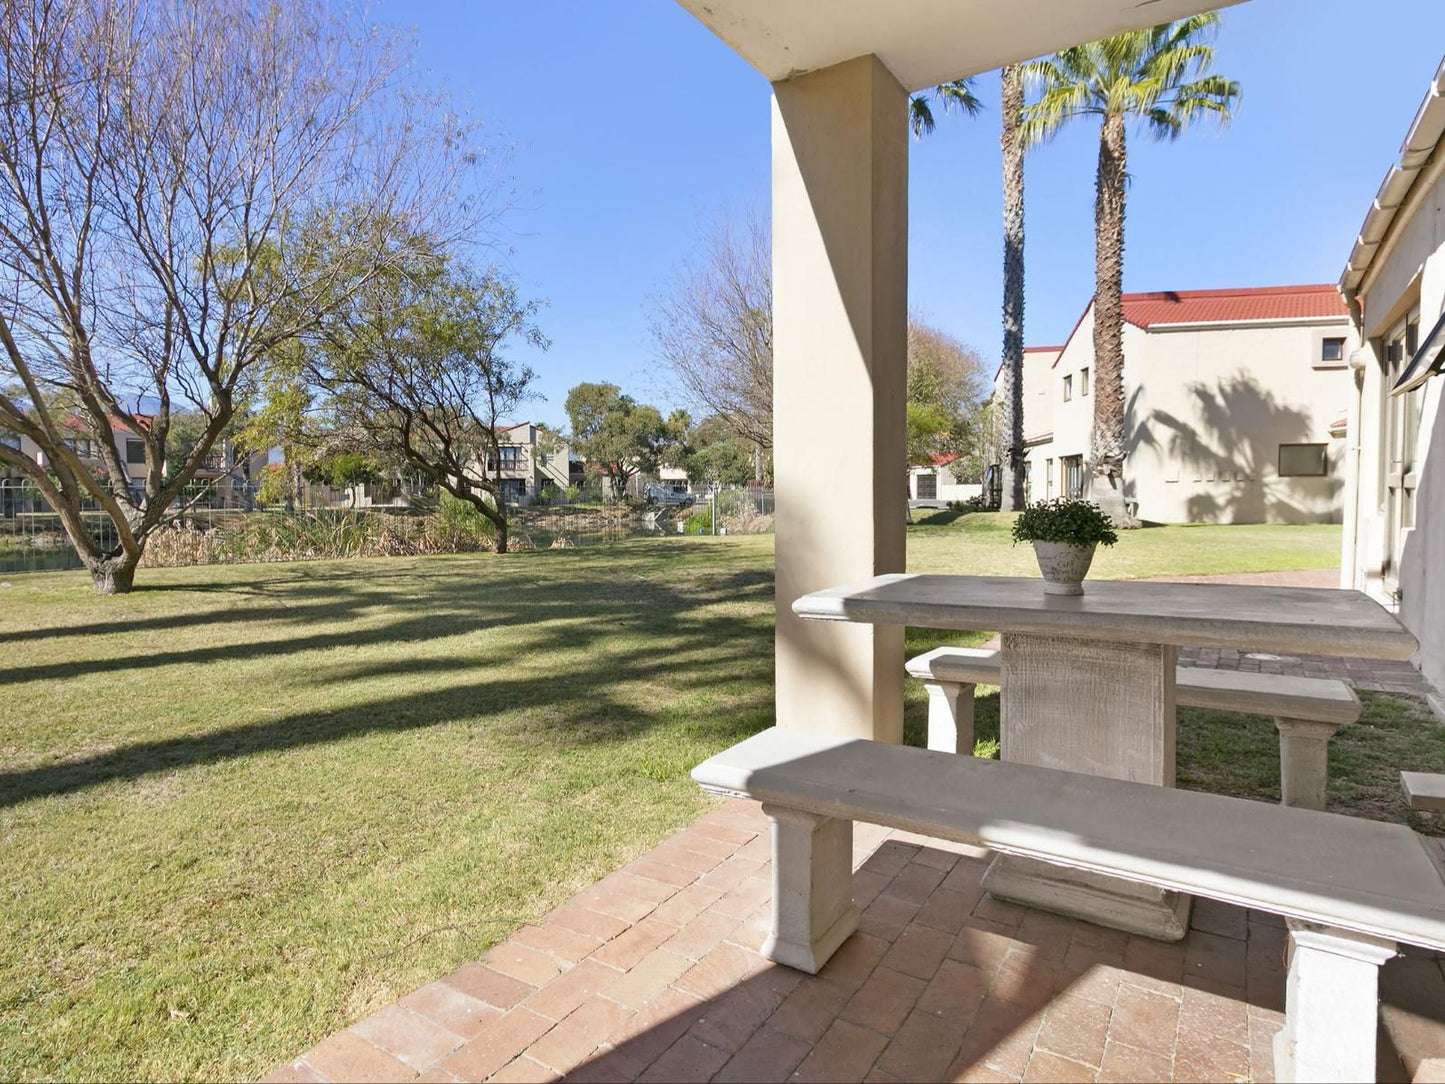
[0,555,778,808]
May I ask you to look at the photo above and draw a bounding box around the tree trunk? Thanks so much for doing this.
[495,516,508,554]
[1090,110,1136,527]
[87,553,140,595]
[998,63,1027,513]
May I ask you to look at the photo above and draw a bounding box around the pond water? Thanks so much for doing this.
[0,545,86,575]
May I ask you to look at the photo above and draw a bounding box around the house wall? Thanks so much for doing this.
[907,465,981,502]
[1126,321,1354,524]
[1032,305,1353,523]
[496,424,572,501]
[993,347,1060,503]
[1348,160,1445,704]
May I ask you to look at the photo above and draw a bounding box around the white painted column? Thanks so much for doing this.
[761,804,859,974]
[1274,920,1396,1083]
[772,55,909,743]
[1275,719,1341,811]
[924,680,976,754]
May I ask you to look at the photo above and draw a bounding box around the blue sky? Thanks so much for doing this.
[390,0,1445,430]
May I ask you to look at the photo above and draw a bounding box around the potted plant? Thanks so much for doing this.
[1011,497,1118,595]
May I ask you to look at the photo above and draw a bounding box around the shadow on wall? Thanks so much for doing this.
[1397,382,1445,695]
[1130,373,1342,524]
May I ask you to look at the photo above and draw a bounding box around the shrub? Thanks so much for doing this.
[1010,498,1118,547]
[432,491,496,550]
[683,507,712,535]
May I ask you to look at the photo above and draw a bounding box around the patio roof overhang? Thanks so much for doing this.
[675,0,1245,90]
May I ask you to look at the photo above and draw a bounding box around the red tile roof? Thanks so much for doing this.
[1051,285,1349,367]
[1023,344,1064,353]
[1120,284,1347,328]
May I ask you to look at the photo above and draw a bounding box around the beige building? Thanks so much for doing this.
[1003,287,1356,523]
[1339,56,1445,714]
[907,454,983,503]
[492,422,571,504]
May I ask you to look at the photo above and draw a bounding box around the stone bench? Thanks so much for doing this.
[907,646,1362,810]
[1403,773,1445,814]
[693,727,1445,1083]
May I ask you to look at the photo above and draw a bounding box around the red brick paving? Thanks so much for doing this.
[269,800,1312,1083]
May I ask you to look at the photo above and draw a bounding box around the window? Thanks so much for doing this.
[1278,443,1328,477]
[125,438,146,465]
[1045,458,1054,499]
[489,446,524,471]
[0,429,19,450]
[1022,461,1032,504]
[1079,367,1090,397]
[1062,375,1073,402]
[1321,337,1346,363]
[1063,455,1084,499]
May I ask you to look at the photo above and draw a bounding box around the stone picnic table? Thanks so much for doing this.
[792,573,1419,939]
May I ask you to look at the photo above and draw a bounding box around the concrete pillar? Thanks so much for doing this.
[924,680,976,755]
[772,54,909,742]
[1275,719,1341,811]
[761,804,858,973]
[1274,920,1395,1083]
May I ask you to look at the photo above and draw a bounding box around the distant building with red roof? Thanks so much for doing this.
[989,285,1356,523]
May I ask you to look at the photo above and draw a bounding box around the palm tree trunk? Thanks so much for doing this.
[998,63,1027,513]
[1090,109,1135,526]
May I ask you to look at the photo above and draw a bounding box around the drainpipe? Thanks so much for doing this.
[1343,335,1368,591]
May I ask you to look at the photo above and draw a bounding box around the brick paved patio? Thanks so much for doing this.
[267,799,1302,1083]
[265,568,1440,1083]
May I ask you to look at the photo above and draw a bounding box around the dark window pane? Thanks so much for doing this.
[1278,443,1328,477]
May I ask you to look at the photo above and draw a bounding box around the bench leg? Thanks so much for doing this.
[760,804,859,974]
[924,680,976,755]
[1274,920,1395,1083]
[1275,719,1341,811]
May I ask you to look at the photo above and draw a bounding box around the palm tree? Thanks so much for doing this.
[1020,16,1239,525]
[997,64,1026,512]
[911,73,1030,513]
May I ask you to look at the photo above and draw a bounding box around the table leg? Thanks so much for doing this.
[981,632,1191,941]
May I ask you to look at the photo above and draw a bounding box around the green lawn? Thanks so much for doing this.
[907,509,1344,578]
[1,519,1437,1080]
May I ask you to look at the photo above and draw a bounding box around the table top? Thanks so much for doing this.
[792,573,1419,660]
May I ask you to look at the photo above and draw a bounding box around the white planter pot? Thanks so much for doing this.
[1032,540,1097,595]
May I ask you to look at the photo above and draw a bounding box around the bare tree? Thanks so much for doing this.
[0,0,490,591]
[649,211,772,452]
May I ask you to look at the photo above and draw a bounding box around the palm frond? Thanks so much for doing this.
[937,78,983,117]
[1018,81,1097,147]
[909,94,935,138]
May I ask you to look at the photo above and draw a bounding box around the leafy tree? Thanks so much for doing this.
[906,318,990,475]
[666,414,760,488]
[564,383,672,501]
[0,0,485,591]
[304,257,546,553]
[1021,16,1239,524]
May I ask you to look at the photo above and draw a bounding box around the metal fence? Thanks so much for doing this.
[0,477,775,575]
